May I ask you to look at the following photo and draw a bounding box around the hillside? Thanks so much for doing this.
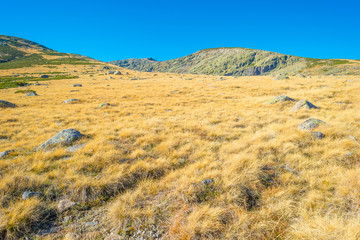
[0,35,101,71]
[110,47,360,76]
[0,35,110,89]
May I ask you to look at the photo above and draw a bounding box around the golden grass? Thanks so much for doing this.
[0,64,360,239]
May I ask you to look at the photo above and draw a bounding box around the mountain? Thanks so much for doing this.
[109,47,360,76]
[0,35,98,70]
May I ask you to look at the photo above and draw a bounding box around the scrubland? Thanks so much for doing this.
[0,65,360,239]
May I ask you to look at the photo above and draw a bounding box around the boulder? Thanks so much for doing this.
[266,95,295,104]
[113,71,122,75]
[22,191,41,200]
[58,199,76,212]
[73,84,82,87]
[38,129,82,150]
[298,118,325,131]
[291,100,319,111]
[0,100,16,108]
[26,92,38,96]
[108,70,115,74]
[63,98,79,104]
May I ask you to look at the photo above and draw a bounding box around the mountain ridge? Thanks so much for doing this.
[109,47,360,76]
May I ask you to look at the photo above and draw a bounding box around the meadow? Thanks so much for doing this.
[0,64,360,239]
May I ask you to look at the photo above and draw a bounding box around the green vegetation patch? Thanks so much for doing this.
[0,75,79,89]
[0,53,92,70]
[0,45,26,63]
[14,89,36,94]
[306,58,353,68]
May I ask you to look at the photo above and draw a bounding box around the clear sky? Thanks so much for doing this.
[2,0,360,61]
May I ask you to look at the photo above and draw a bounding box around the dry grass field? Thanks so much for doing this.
[0,64,360,239]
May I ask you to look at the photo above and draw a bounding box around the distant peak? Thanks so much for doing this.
[145,57,157,61]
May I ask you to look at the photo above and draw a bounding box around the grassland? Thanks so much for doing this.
[0,64,360,239]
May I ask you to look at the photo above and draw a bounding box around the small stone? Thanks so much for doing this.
[202,179,215,186]
[298,118,325,131]
[73,84,82,87]
[22,191,41,200]
[63,98,79,104]
[98,103,111,108]
[266,95,295,104]
[58,199,76,212]
[349,135,358,142]
[273,74,289,80]
[0,150,14,159]
[85,221,98,227]
[63,216,71,224]
[26,92,38,96]
[312,132,325,139]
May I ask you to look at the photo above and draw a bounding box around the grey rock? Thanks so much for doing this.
[63,216,71,224]
[312,132,325,139]
[102,66,110,70]
[108,70,116,74]
[349,135,358,142]
[298,118,325,131]
[58,199,76,212]
[273,74,289,80]
[98,103,111,108]
[22,191,41,200]
[72,84,82,87]
[202,179,215,186]
[296,73,305,78]
[0,100,17,108]
[345,152,354,157]
[26,92,38,96]
[291,100,319,111]
[0,150,14,159]
[38,129,82,150]
[85,221,98,227]
[69,90,79,92]
[63,98,79,104]
[266,95,295,104]
[113,71,122,75]
[40,75,49,78]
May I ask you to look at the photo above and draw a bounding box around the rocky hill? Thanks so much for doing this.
[0,35,99,70]
[110,47,360,76]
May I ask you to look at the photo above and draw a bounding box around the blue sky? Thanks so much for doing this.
[2,0,360,61]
